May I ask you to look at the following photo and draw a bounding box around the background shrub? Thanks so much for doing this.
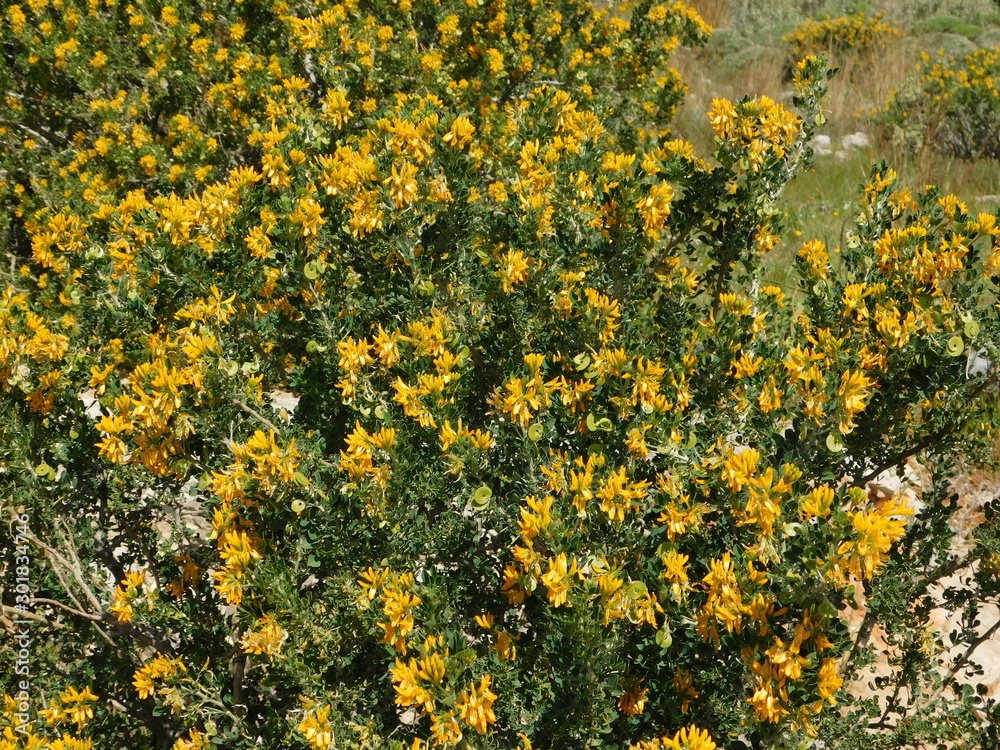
[877,46,1000,158]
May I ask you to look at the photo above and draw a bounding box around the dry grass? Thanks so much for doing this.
[819,39,914,135]
[686,0,730,30]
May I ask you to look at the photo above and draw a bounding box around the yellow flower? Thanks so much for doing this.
[541,552,577,607]
[46,737,94,750]
[835,495,913,579]
[456,675,497,734]
[801,485,835,519]
[493,376,543,427]
[661,550,689,600]
[618,677,648,716]
[628,725,717,750]
[636,181,674,237]
[487,181,508,203]
[485,48,504,76]
[757,375,783,413]
[240,614,289,657]
[721,448,759,493]
[708,98,736,139]
[674,669,700,714]
[298,704,334,750]
[697,553,745,642]
[438,14,460,44]
[379,587,421,653]
[583,288,621,341]
[289,196,325,238]
[518,495,553,543]
[173,728,210,750]
[748,678,787,723]
[39,686,98,731]
[731,352,762,379]
[596,466,651,522]
[133,655,186,700]
[443,116,475,149]
[385,161,419,208]
[497,249,531,292]
[837,369,875,433]
[798,240,830,280]
[817,657,843,703]
[391,657,437,713]
[217,529,261,571]
[160,5,179,26]
[420,51,444,71]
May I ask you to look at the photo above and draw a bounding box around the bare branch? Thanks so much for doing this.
[232,398,281,433]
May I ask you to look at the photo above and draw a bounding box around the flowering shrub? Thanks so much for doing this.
[782,12,900,73]
[877,46,1000,158]
[1,2,1000,750]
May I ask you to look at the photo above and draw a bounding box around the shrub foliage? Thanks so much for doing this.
[1,1,1000,750]
[878,46,1000,159]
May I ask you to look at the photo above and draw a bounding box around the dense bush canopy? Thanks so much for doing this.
[2,1,1000,750]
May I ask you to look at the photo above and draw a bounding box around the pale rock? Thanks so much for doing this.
[842,131,869,149]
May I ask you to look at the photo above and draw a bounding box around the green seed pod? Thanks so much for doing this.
[947,335,965,357]
[471,485,493,510]
[655,624,673,650]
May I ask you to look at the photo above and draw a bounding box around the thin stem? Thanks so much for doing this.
[232,398,281,433]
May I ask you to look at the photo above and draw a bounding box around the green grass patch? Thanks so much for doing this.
[912,15,985,38]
